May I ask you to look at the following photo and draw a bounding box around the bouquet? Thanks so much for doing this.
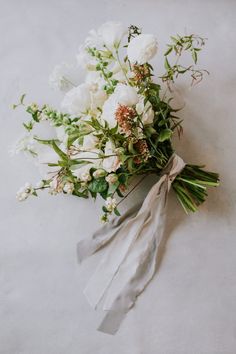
[13,22,219,334]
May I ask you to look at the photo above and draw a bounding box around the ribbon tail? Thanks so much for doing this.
[77,202,141,263]
[98,179,168,334]
[83,208,150,309]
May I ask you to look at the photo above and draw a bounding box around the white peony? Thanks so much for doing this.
[98,21,127,48]
[136,98,154,125]
[114,83,139,106]
[127,34,158,64]
[103,140,121,172]
[61,83,91,116]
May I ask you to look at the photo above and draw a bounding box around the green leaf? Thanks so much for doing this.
[164,46,173,56]
[20,93,26,104]
[107,181,119,195]
[192,50,197,64]
[164,57,171,70]
[34,137,68,161]
[88,178,108,193]
[158,129,173,142]
[114,208,121,216]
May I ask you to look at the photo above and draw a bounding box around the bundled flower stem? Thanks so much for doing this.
[13,22,219,221]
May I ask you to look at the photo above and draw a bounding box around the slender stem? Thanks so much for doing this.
[115,48,130,84]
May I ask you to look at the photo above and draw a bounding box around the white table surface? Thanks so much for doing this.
[1,0,236,353]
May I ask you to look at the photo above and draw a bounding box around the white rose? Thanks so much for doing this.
[61,83,91,116]
[114,84,139,106]
[98,21,127,48]
[136,98,154,125]
[127,34,158,64]
[103,140,121,173]
[82,134,99,150]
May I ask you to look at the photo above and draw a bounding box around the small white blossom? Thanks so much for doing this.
[10,135,37,156]
[81,172,92,182]
[105,197,117,212]
[29,103,38,112]
[63,182,74,194]
[105,173,118,184]
[16,183,34,201]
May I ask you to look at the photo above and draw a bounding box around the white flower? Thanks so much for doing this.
[105,173,118,184]
[114,84,139,106]
[101,94,119,128]
[49,62,83,91]
[101,84,138,128]
[56,126,68,145]
[105,197,117,212]
[85,29,103,48]
[136,98,154,125]
[72,149,102,180]
[111,62,128,82]
[98,21,127,48]
[61,83,91,116]
[77,46,97,71]
[127,34,158,64]
[9,135,37,156]
[103,140,121,173]
[63,182,74,194]
[16,183,34,201]
[81,172,92,182]
[82,134,99,150]
[90,87,107,112]
[85,71,105,88]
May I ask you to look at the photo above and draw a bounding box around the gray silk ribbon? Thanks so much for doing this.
[77,154,185,334]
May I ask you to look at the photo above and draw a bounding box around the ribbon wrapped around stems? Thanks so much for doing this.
[77,154,185,334]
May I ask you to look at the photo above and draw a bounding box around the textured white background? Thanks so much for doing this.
[1,0,236,353]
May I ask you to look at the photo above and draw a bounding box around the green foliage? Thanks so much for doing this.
[88,178,108,194]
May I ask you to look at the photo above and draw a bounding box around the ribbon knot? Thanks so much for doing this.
[77,154,185,334]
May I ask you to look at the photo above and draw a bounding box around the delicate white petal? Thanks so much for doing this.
[127,34,158,64]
